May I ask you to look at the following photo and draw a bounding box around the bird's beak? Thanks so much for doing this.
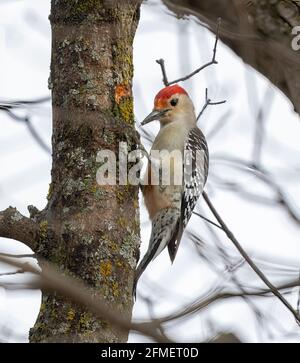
[141,109,170,126]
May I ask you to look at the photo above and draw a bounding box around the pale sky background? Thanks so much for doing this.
[0,0,300,342]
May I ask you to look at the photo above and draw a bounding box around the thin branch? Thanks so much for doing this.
[202,191,300,323]
[193,211,223,230]
[251,85,274,167]
[0,281,41,290]
[297,271,300,318]
[1,109,51,154]
[197,88,226,120]
[0,207,39,250]
[0,269,24,277]
[0,96,50,110]
[25,117,51,154]
[156,59,169,87]
[195,213,269,340]
[156,18,221,87]
[0,253,36,259]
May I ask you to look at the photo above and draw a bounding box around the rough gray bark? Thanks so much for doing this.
[0,0,142,343]
[162,0,300,115]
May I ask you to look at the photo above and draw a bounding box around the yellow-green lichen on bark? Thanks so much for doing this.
[39,220,48,240]
[47,183,53,201]
[100,260,112,278]
[117,97,134,124]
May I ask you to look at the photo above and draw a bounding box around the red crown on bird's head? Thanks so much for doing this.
[154,84,188,109]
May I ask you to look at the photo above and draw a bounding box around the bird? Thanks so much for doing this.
[133,84,209,297]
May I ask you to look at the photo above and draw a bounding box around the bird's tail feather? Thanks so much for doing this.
[167,219,181,263]
[132,207,180,298]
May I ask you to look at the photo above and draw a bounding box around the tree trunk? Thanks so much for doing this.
[163,0,300,116]
[29,0,142,343]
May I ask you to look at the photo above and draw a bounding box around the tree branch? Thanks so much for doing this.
[0,255,171,343]
[0,207,39,251]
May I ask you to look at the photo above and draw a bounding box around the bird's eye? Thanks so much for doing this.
[170,98,178,107]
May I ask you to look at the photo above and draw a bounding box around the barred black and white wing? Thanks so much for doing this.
[168,127,209,262]
[181,127,209,228]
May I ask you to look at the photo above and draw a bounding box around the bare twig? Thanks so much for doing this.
[0,96,50,110]
[251,85,274,167]
[25,117,51,154]
[2,109,51,154]
[0,269,24,277]
[0,253,36,259]
[0,96,51,154]
[193,211,223,230]
[197,88,226,120]
[202,191,300,323]
[297,271,300,317]
[195,213,271,340]
[156,59,169,87]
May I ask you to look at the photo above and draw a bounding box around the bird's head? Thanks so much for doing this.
[141,84,195,127]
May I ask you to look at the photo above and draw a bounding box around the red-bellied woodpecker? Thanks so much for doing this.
[133,84,209,296]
